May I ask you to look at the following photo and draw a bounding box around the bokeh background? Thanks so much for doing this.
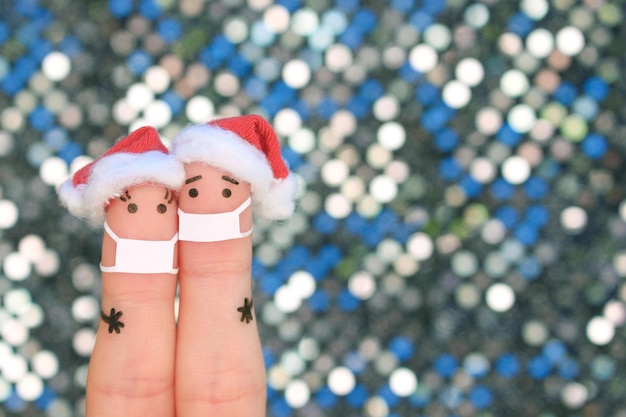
[0,0,625,415]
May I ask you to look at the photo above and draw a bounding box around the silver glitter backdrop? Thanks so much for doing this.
[0,0,625,415]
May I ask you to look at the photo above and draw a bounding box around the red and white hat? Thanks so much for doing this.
[58,126,185,225]
[171,114,297,220]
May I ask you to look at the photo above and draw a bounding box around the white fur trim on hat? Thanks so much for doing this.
[172,124,296,220]
[65,151,185,225]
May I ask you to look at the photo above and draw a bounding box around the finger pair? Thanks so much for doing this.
[58,116,297,417]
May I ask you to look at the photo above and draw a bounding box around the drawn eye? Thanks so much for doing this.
[189,188,198,198]
[157,204,167,214]
[222,189,232,198]
[127,203,138,214]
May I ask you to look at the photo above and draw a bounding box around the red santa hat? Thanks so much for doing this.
[171,114,297,220]
[58,126,185,225]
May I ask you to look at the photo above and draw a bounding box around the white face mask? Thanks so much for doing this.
[100,222,179,274]
[178,196,253,242]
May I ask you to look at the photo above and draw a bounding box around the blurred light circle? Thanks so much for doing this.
[42,52,71,81]
[423,24,451,50]
[500,69,529,97]
[486,283,515,312]
[32,350,59,379]
[586,316,614,345]
[369,175,397,204]
[0,199,18,229]
[214,72,240,97]
[521,0,549,20]
[443,80,471,108]
[377,122,405,151]
[288,128,316,154]
[470,157,497,183]
[40,156,68,187]
[73,328,96,356]
[523,320,549,346]
[3,252,31,281]
[2,354,27,382]
[4,288,31,315]
[373,95,400,121]
[481,219,506,245]
[349,271,376,300]
[274,108,302,136]
[1,319,29,346]
[409,44,438,73]
[561,382,588,409]
[185,96,214,123]
[456,58,484,86]
[144,65,170,93]
[72,295,100,322]
[556,26,585,56]
[526,28,554,58]
[389,367,418,397]
[16,372,44,401]
[126,83,154,110]
[283,59,311,89]
[507,104,537,133]
[560,206,587,234]
[112,98,139,125]
[476,107,503,135]
[499,33,523,56]
[224,17,249,43]
[321,159,349,187]
[406,232,433,261]
[326,44,352,72]
[275,285,302,313]
[144,100,172,128]
[291,7,319,36]
[464,3,490,28]
[288,271,316,300]
[328,366,355,395]
[325,193,352,219]
[502,156,531,184]
[451,250,479,277]
[285,379,310,408]
[264,5,290,33]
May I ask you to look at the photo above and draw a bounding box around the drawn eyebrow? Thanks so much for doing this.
[164,189,174,204]
[185,175,202,184]
[120,190,131,202]
[221,175,239,185]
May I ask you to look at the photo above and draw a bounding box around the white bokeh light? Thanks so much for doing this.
[442,80,472,108]
[369,175,398,204]
[328,366,356,395]
[283,59,311,89]
[285,379,310,408]
[42,52,71,81]
[0,199,19,229]
[455,58,484,86]
[486,283,515,312]
[500,69,529,97]
[502,156,531,184]
[185,96,215,123]
[409,44,438,73]
[556,26,585,56]
[586,316,614,345]
[389,367,418,397]
[377,122,406,151]
[560,206,587,234]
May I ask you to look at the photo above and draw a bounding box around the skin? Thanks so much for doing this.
[86,184,178,417]
[175,162,266,417]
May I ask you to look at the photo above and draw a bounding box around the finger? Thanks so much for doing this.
[175,163,266,417]
[86,184,178,417]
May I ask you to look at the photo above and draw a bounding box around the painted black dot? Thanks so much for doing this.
[222,188,232,198]
[157,203,167,214]
[189,188,198,198]
[127,203,138,213]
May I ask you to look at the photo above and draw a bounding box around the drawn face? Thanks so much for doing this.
[105,184,178,240]
[178,162,251,215]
